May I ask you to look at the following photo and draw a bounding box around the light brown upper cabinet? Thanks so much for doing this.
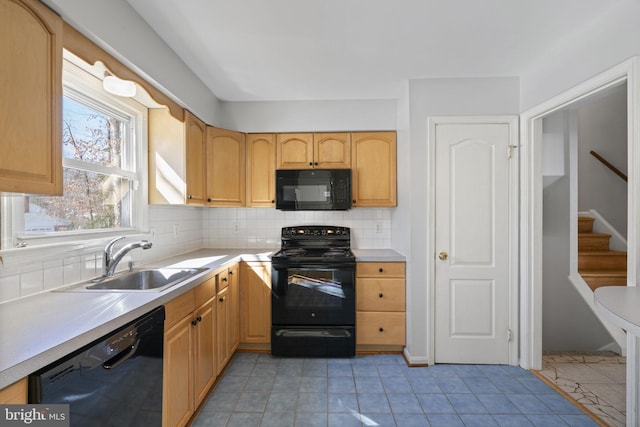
[313,132,351,169]
[276,133,313,169]
[206,127,245,207]
[0,0,63,195]
[148,108,187,205]
[246,133,276,207]
[184,111,207,205]
[276,133,351,169]
[351,132,397,207]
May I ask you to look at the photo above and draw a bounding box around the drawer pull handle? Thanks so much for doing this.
[379,327,384,332]
[222,277,228,282]
[219,296,226,302]
[378,293,384,298]
[379,268,383,273]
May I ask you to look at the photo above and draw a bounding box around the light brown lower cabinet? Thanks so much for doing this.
[0,378,27,404]
[356,262,406,349]
[239,261,272,349]
[216,266,239,375]
[163,277,216,427]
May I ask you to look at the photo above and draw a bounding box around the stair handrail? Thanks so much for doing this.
[590,150,628,182]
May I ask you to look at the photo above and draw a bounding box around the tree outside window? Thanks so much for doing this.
[25,96,134,233]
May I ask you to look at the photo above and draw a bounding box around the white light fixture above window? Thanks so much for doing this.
[103,74,137,97]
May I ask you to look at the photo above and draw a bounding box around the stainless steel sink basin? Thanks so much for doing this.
[58,267,208,292]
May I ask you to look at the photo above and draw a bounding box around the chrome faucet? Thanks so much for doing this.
[103,237,152,277]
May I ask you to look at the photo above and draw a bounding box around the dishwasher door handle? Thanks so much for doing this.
[102,339,140,370]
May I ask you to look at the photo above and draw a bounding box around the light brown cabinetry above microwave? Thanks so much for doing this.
[277,133,351,169]
[0,0,63,195]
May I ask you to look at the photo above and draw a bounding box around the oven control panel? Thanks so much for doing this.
[281,226,350,238]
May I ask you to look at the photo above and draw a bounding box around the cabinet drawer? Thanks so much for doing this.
[357,262,405,278]
[217,270,229,293]
[356,278,405,311]
[194,277,216,307]
[356,312,406,345]
[165,290,195,329]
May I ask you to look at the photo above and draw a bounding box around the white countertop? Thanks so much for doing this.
[352,249,406,262]
[0,247,405,389]
[0,249,273,389]
[594,286,640,335]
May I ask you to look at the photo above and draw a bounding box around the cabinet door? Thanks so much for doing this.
[228,264,240,351]
[206,127,245,206]
[216,286,230,374]
[351,132,397,207]
[240,262,272,344]
[193,299,215,408]
[314,133,351,169]
[185,111,207,205]
[148,108,186,204]
[277,133,313,169]
[0,0,62,194]
[163,316,194,427]
[0,379,27,404]
[246,133,276,207]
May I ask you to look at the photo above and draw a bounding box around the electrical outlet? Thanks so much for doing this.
[232,222,240,233]
[375,222,382,234]
[149,226,156,238]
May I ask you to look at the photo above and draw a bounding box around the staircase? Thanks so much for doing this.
[578,216,627,290]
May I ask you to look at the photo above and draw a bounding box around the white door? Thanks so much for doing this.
[433,118,516,364]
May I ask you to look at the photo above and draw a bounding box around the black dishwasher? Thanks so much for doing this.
[28,306,165,427]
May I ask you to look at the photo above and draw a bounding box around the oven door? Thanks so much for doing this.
[271,262,355,326]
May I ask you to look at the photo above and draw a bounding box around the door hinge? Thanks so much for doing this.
[507,145,519,159]
[506,328,513,342]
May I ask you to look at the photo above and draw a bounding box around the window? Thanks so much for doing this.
[1,53,148,249]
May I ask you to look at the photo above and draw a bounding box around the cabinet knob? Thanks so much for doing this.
[196,316,202,322]
[191,319,198,326]
[379,327,384,333]
[353,200,356,204]
[378,293,384,298]
[229,271,233,275]
[207,198,212,202]
[222,277,228,282]
[309,162,313,166]
[271,200,275,203]
[188,195,193,200]
[379,268,383,273]
[219,296,225,302]
[314,162,318,166]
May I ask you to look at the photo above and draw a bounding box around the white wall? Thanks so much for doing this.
[541,112,615,352]
[577,85,628,235]
[520,1,640,111]
[41,0,223,125]
[221,99,397,132]
[406,77,520,362]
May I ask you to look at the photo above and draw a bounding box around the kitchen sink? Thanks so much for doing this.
[58,267,208,292]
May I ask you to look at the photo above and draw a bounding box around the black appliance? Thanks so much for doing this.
[29,306,165,427]
[275,169,351,211]
[271,225,356,357]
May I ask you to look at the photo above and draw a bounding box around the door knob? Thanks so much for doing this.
[438,251,448,261]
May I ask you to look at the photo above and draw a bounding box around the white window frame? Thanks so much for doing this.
[0,52,149,252]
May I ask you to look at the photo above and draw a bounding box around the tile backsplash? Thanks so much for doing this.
[0,205,391,303]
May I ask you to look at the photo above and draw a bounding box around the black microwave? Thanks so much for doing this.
[275,169,351,210]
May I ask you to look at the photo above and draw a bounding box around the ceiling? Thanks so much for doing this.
[125,0,622,102]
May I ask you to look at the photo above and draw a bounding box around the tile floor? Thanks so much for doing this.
[536,353,626,427]
[192,352,599,427]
